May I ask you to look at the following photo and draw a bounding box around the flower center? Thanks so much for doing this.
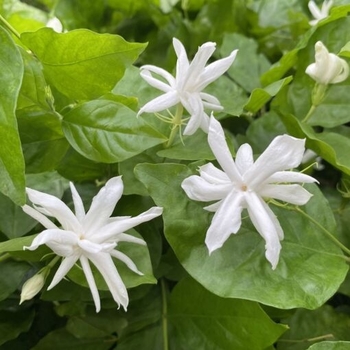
[241,184,248,191]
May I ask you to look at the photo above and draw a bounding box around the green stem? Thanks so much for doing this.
[294,206,350,257]
[301,104,316,123]
[161,278,169,350]
[166,104,183,148]
[47,256,60,268]
[0,14,20,39]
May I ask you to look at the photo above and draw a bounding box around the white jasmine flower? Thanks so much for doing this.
[22,176,163,312]
[181,117,317,269]
[308,0,333,26]
[138,38,238,135]
[306,41,349,85]
[46,16,63,33]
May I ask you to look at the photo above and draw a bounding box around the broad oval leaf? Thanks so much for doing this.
[135,163,348,310]
[62,99,167,163]
[307,342,350,350]
[0,27,26,205]
[20,28,146,100]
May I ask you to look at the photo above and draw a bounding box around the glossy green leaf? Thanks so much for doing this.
[220,32,270,92]
[62,99,167,163]
[32,328,112,350]
[281,114,350,176]
[168,277,286,350]
[278,305,350,350]
[307,342,350,350]
[135,163,348,309]
[0,27,25,205]
[20,28,146,100]
[0,309,34,346]
[244,76,293,114]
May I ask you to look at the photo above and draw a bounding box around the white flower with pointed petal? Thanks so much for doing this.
[137,38,238,135]
[181,117,318,269]
[308,0,333,26]
[22,176,163,312]
[306,41,349,85]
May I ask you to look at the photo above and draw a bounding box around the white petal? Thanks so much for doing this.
[208,116,243,183]
[204,200,222,212]
[47,254,79,289]
[78,239,116,254]
[94,207,163,243]
[259,184,314,205]
[266,171,318,184]
[244,135,306,189]
[140,65,176,88]
[196,49,238,90]
[26,187,81,232]
[140,70,173,93]
[245,192,283,269]
[22,204,58,229]
[173,38,190,88]
[24,229,79,256]
[80,255,101,312]
[138,91,179,116]
[199,163,231,184]
[87,252,129,311]
[308,0,322,19]
[110,250,143,275]
[182,175,231,202]
[205,190,244,254]
[84,176,123,237]
[115,233,147,245]
[182,93,205,135]
[69,182,85,222]
[200,92,221,106]
[235,143,254,175]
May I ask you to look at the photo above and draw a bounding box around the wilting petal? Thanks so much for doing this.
[208,116,242,183]
[84,177,123,237]
[140,70,173,93]
[22,204,58,230]
[87,252,129,311]
[47,254,80,289]
[235,143,254,175]
[205,190,244,254]
[138,91,179,116]
[196,49,238,90]
[244,135,306,188]
[266,171,318,184]
[95,207,163,243]
[182,175,231,202]
[110,250,143,275]
[259,184,314,205]
[70,182,85,222]
[26,188,81,232]
[140,65,176,88]
[245,192,282,269]
[80,255,101,312]
[24,229,78,256]
[199,163,231,184]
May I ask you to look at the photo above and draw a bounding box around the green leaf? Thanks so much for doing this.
[62,99,167,163]
[0,27,26,205]
[20,28,146,100]
[0,309,34,346]
[220,32,270,92]
[278,305,350,350]
[32,328,112,350]
[244,76,293,114]
[281,114,350,176]
[0,260,31,302]
[168,277,286,350]
[307,342,350,350]
[135,163,348,310]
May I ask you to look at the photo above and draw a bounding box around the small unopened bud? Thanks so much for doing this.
[20,271,46,304]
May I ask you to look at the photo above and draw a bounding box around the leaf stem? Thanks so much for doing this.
[0,14,20,39]
[293,206,350,257]
[302,104,316,123]
[166,104,184,148]
[161,278,169,350]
